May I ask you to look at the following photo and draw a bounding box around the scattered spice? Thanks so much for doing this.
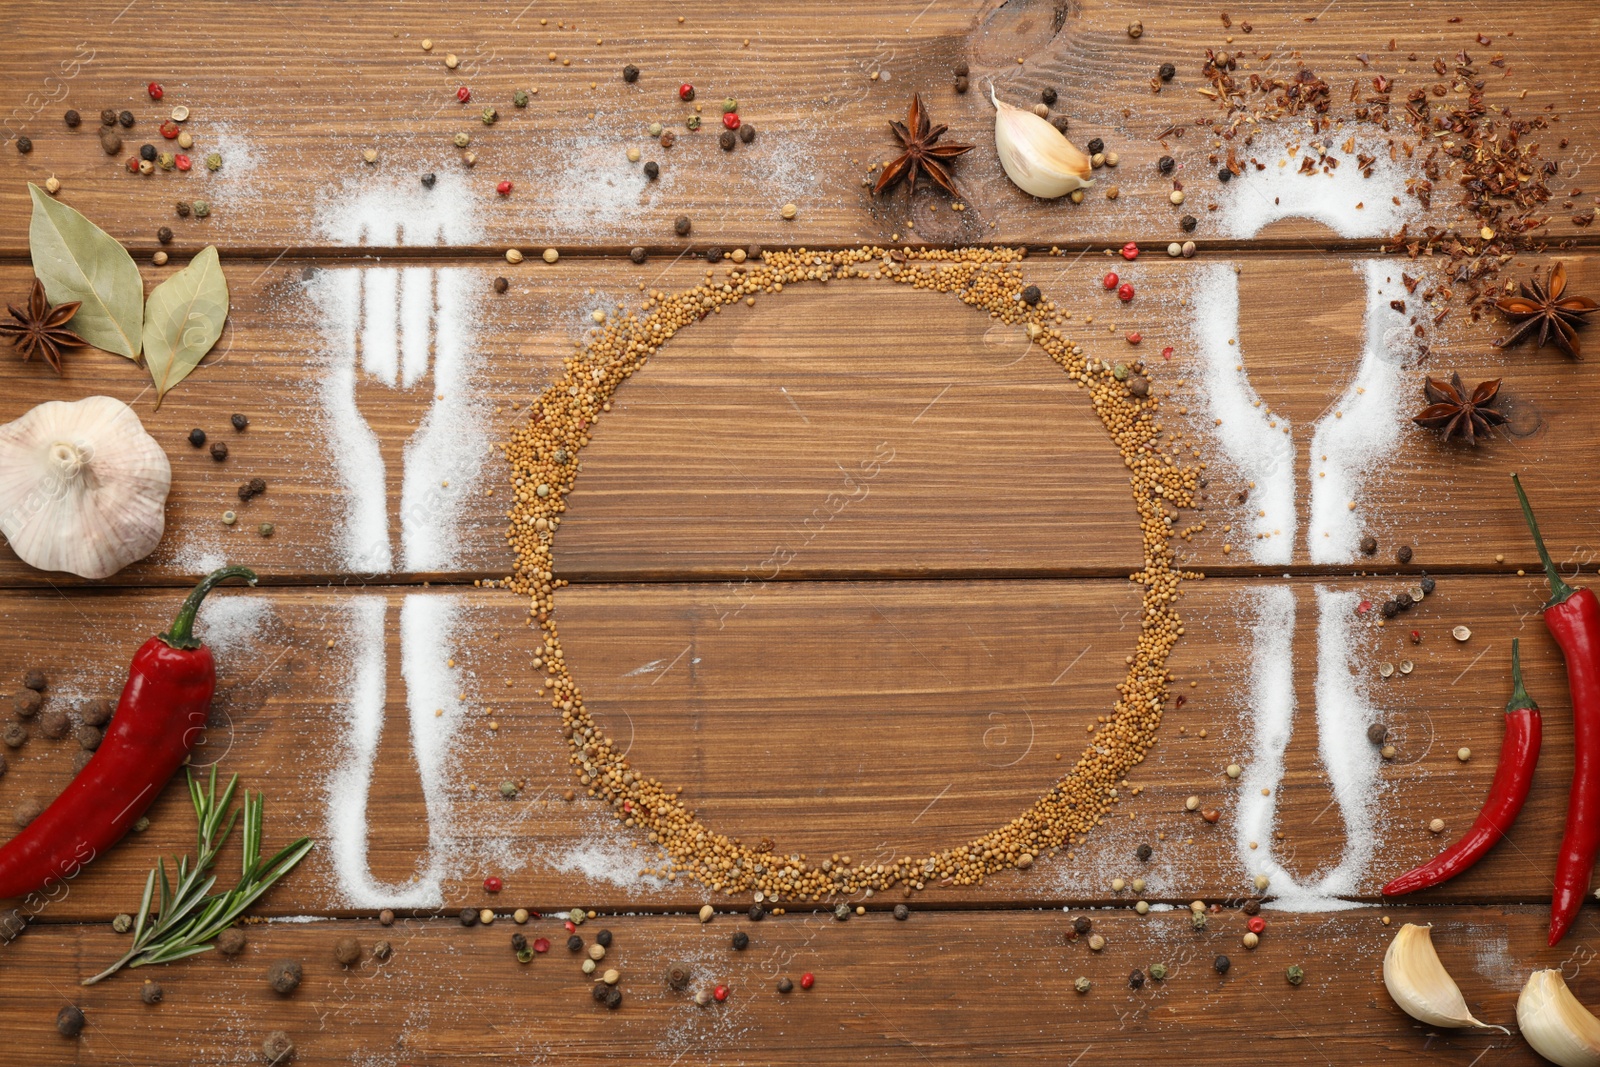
[261,1031,294,1064]
[0,279,87,374]
[333,937,361,966]
[56,1005,86,1038]
[1412,373,1507,445]
[873,95,974,197]
[1494,262,1596,359]
[267,959,302,995]
[140,979,163,1004]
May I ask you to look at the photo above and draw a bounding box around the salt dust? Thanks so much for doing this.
[313,169,485,246]
[195,594,273,668]
[545,815,667,892]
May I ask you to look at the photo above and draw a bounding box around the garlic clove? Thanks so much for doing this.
[0,396,171,579]
[1519,969,1600,1067]
[990,85,1092,199]
[1383,924,1509,1033]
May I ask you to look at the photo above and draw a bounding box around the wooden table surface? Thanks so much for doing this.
[2,1,1599,1063]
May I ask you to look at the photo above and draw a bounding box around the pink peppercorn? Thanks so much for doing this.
[532,937,550,953]
[1117,282,1135,302]
[496,180,513,196]
[1161,346,1175,360]
[564,920,576,932]
[1102,271,1119,290]
[160,120,180,139]
[713,984,729,1002]
[484,876,503,892]
[175,154,191,171]
[457,86,471,102]
[1357,600,1373,615]
[800,972,815,990]
[147,82,163,100]
[679,83,695,101]
[1126,331,1142,345]
[1121,241,1140,260]
[1248,916,1266,934]
[722,112,740,130]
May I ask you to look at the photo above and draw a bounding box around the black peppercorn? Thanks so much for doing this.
[1073,916,1092,935]
[719,129,736,151]
[747,903,764,921]
[739,123,755,144]
[705,247,723,263]
[100,108,118,127]
[1214,955,1231,974]
[605,986,622,1010]
[1135,843,1153,862]
[1086,137,1105,155]
[674,215,691,236]
[493,276,509,293]
[1395,592,1415,611]
[176,200,191,218]
[510,933,527,952]
[157,226,173,244]
[629,246,647,264]
[1180,214,1198,232]
[210,441,228,462]
[1360,533,1378,555]
[421,172,436,188]
[139,143,157,162]
[16,136,32,154]
[954,75,969,94]
[1052,115,1071,135]
[56,1005,86,1038]
[592,981,610,1002]
[1041,87,1058,106]
[643,160,659,179]
[954,62,969,78]
[1021,284,1041,305]
[1420,573,1436,594]
[118,110,134,128]
[567,934,583,952]
[187,428,206,447]
[249,476,267,495]
[1158,61,1176,81]
[622,64,639,83]
[1217,167,1233,182]
[1380,600,1399,618]
[595,928,612,947]
[893,904,910,921]
[64,109,81,128]
[777,976,794,993]
[731,930,749,950]
[459,908,477,927]
[1242,898,1261,916]
[1157,155,1175,175]
[1366,723,1387,745]
[1397,545,1413,564]
[231,413,248,431]
[1129,969,1145,989]
[238,483,255,502]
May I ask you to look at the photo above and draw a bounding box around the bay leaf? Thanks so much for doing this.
[27,182,144,360]
[142,245,229,405]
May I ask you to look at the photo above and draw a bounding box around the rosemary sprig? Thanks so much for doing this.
[82,766,313,985]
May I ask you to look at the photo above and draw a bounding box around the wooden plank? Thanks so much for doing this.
[0,905,1583,1065]
[0,254,1595,587]
[0,0,1590,254]
[0,575,1585,919]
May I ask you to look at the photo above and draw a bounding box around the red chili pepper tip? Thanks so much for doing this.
[496,180,513,196]
[1121,241,1140,260]
[147,82,163,100]
[1102,271,1119,290]
[1126,331,1143,345]
[713,984,729,1001]
[1247,916,1266,934]
[457,86,472,102]
[1161,346,1175,360]
[1117,282,1136,302]
[679,83,695,101]
[175,154,191,171]
[722,112,741,130]
[800,972,815,989]
[483,875,503,892]
[532,937,550,953]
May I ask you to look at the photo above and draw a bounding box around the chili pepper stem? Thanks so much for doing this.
[1513,474,1577,608]
[159,566,258,650]
[1508,638,1538,712]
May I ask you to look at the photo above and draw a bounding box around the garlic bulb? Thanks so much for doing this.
[0,396,171,579]
[990,85,1092,198]
[1383,924,1509,1032]
[1519,970,1600,1066]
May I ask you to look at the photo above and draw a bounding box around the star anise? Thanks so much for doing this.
[0,279,86,375]
[1494,260,1598,359]
[873,94,973,198]
[1412,372,1508,446]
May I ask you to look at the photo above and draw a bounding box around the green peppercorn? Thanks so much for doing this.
[1074,977,1091,994]
[721,97,738,114]
[192,200,210,217]
[1285,964,1305,986]
[157,151,175,171]
[1191,912,1207,930]
[111,913,133,933]
[685,115,701,131]
[516,948,534,963]
[481,107,498,125]
[513,89,530,108]
[454,132,470,148]
[1149,963,1168,981]
[498,779,517,796]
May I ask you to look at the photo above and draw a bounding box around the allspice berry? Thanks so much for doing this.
[217,927,247,956]
[665,960,692,990]
[261,1031,295,1064]
[267,958,302,995]
[38,708,70,740]
[56,1005,86,1038]
[14,688,42,717]
[674,215,691,236]
[80,698,112,726]
[140,980,164,1004]
[23,670,47,691]
[333,937,362,966]
[1360,533,1378,555]
[629,247,647,264]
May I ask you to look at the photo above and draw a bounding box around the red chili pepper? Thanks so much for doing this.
[1381,638,1541,897]
[0,566,256,900]
[1513,475,1600,945]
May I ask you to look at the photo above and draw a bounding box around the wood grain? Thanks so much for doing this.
[0,906,1586,1066]
[0,254,1596,588]
[0,0,1592,255]
[0,575,1583,918]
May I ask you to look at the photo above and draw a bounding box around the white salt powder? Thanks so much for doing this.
[195,594,272,667]
[314,169,485,246]
[1190,263,1297,563]
[1234,585,1300,891]
[1305,261,1411,562]
[360,268,400,385]
[1215,125,1419,239]
[546,816,666,892]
